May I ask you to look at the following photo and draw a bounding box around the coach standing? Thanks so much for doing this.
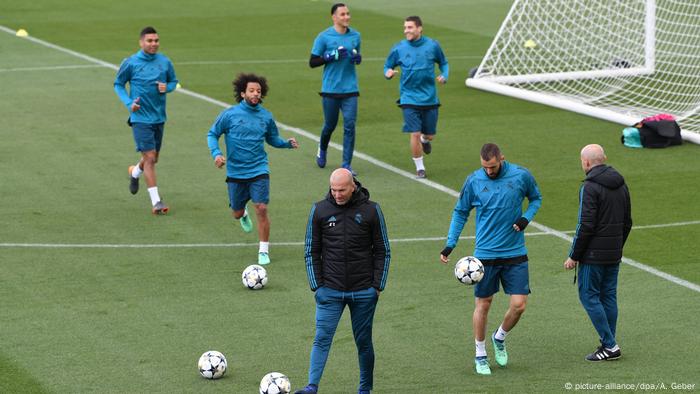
[296,168,390,394]
[565,144,632,362]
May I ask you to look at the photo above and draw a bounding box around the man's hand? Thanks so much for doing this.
[350,50,362,65]
[564,257,577,270]
[288,138,299,149]
[436,75,447,84]
[440,246,453,264]
[214,155,226,168]
[156,81,167,93]
[385,69,396,79]
[513,217,529,232]
[130,97,141,112]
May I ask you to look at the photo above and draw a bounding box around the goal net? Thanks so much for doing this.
[467,0,700,144]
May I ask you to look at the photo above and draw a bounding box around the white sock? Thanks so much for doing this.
[147,187,161,206]
[412,156,425,171]
[241,209,249,219]
[131,164,143,178]
[606,344,620,352]
[259,242,269,254]
[420,135,429,143]
[475,340,487,358]
[494,325,508,342]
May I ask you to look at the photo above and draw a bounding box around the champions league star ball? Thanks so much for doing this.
[454,256,485,285]
[259,372,291,394]
[242,264,268,290]
[197,350,227,379]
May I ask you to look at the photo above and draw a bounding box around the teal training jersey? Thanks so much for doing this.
[311,27,361,94]
[114,50,178,124]
[207,100,292,179]
[446,161,542,259]
[384,36,449,106]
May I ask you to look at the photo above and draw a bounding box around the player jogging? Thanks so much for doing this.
[384,15,448,179]
[114,26,178,214]
[207,73,299,265]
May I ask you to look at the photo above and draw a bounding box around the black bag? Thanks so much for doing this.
[637,118,682,148]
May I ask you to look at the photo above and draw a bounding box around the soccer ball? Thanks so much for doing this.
[242,264,268,290]
[197,350,227,379]
[259,372,291,394]
[454,256,484,285]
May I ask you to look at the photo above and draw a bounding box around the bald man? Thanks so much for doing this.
[299,168,390,394]
[565,144,632,362]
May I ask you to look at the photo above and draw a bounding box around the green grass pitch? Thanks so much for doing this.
[1,1,699,392]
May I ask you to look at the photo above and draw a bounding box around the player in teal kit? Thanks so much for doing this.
[310,3,362,175]
[114,26,178,214]
[384,16,448,179]
[440,143,542,375]
[207,73,299,265]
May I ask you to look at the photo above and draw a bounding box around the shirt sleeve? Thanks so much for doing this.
[372,204,391,291]
[311,34,325,57]
[446,177,474,248]
[165,60,179,93]
[264,118,292,148]
[383,46,399,76]
[304,204,324,290]
[522,170,542,221]
[206,112,225,159]
[113,59,133,108]
[569,183,597,260]
[434,42,449,80]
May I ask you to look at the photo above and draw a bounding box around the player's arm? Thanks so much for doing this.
[435,43,449,83]
[309,54,326,68]
[114,59,135,109]
[384,47,398,79]
[442,180,473,262]
[569,183,598,261]
[371,204,391,292]
[264,119,296,149]
[304,204,324,291]
[515,171,543,231]
[206,113,226,163]
[622,184,632,246]
[164,61,179,93]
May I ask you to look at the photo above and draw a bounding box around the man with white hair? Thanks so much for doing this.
[298,168,390,394]
[565,144,632,362]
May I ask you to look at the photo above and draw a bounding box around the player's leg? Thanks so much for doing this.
[308,287,345,390]
[339,96,358,174]
[600,264,621,348]
[250,177,271,265]
[419,107,438,155]
[228,181,253,233]
[492,262,530,367]
[473,264,501,375]
[402,108,426,178]
[317,97,341,168]
[578,264,620,361]
[348,287,379,393]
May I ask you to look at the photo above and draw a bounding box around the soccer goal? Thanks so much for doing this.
[466,0,700,144]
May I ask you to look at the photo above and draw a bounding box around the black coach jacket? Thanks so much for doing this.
[570,165,632,264]
[304,181,390,292]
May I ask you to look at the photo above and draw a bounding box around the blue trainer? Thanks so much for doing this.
[316,147,327,168]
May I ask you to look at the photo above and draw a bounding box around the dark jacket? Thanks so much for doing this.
[569,165,632,264]
[304,181,390,292]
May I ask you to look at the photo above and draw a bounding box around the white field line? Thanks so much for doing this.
[4,220,699,248]
[0,64,105,72]
[2,25,698,293]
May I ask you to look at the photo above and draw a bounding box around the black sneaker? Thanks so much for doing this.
[585,345,621,362]
[128,165,139,195]
[416,169,426,179]
[421,140,432,154]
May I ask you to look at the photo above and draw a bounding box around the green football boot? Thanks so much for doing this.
[240,213,253,233]
[492,333,508,367]
[474,357,491,375]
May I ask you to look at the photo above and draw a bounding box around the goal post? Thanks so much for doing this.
[467,0,700,144]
